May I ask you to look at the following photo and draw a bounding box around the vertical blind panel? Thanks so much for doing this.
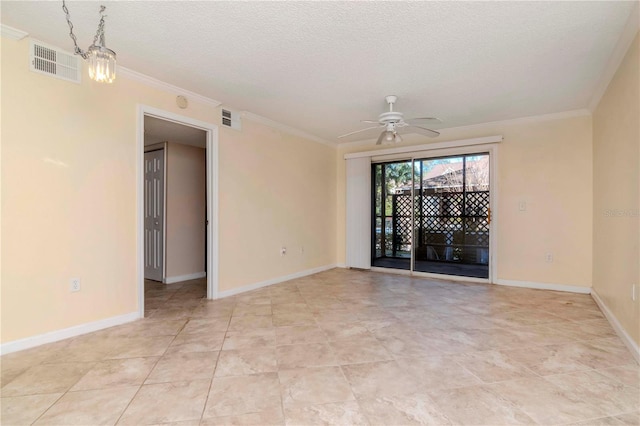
[346,157,372,269]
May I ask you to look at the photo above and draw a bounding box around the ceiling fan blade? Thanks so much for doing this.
[405,117,442,123]
[407,125,440,138]
[361,120,381,124]
[376,131,386,145]
[337,125,383,139]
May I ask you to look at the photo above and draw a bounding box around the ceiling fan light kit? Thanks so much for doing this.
[339,95,441,145]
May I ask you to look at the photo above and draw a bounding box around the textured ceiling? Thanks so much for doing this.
[2,1,635,143]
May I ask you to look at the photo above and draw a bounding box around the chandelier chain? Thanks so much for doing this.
[62,0,107,60]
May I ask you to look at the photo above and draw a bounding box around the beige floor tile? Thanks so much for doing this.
[427,384,536,425]
[318,321,371,341]
[313,310,360,324]
[576,338,638,369]
[0,393,62,425]
[284,400,368,425]
[215,348,277,377]
[488,376,606,424]
[275,325,328,346]
[546,320,617,341]
[395,355,482,389]
[358,394,452,425]
[2,269,638,426]
[228,315,273,331]
[341,360,419,399]
[545,370,640,416]
[596,364,640,388]
[276,343,337,369]
[453,350,537,383]
[181,318,230,334]
[1,362,95,397]
[614,411,640,425]
[167,331,226,353]
[147,307,195,320]
[222,329,277,350]
[273,312,316,327]
[190,304,234,319]
[42,336,125,364]
[279,366,355,409]
[375,332,434,358]
[147,420,202,426]
[118,379,210,425]
[234,292,272,306]
[203,373,281,418]
[233,304,273,317]
[34,386,138,425]
[71,357,159,391]
[201,407,284,425]
[503,343,593,376]
[103,319,187,338]
[329,335,392,365]
[569,416,626,425]
[146,351,217,384]
[106,336,175,359]
[271,303,310,315]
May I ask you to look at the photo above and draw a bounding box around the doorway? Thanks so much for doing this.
[137,105,219,318]
[372,153,491,279]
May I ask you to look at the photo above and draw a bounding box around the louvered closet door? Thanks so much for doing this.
[144,149,165,282]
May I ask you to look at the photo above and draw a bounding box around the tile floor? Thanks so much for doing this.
[1,268,638,425]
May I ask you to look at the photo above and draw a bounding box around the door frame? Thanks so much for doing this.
[136,105,220,318]
[369,143,499,285]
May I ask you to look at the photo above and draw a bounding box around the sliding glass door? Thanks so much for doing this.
[372,161,413,270]
[372,153,491,279]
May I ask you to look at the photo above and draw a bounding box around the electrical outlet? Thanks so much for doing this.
[518,201,527,211]
[545,253,553,263]
[280,246,287,256]
[70,278,81,292]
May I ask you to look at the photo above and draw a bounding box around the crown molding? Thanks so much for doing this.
[438,109,591,134]
[241,111,337,147]
[1,24,29,40]
[118,66,222,108]
[589,3,639,112]
[338,109,591,149]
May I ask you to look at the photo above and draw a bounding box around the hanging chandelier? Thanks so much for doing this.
[62,0,116,83]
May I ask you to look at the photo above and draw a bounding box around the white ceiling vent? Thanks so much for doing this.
[29,40,81,84]
[221,108,241,131]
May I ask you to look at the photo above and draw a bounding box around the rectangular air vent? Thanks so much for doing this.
[221,108,241,131]
[30,40,81,84]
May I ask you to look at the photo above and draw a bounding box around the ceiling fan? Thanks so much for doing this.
[338,95,441,144]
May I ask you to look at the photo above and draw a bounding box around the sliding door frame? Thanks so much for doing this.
[369,143,499,284]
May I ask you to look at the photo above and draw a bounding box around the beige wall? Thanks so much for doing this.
[165,142,206,279]
[0,36,337,344]
[592,33,639,346]
[337,115,594,288]
[218,121,336,292]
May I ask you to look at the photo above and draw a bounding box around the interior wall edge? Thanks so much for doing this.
[591,289,640,364]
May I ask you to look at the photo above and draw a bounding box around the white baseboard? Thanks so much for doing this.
[164,272,206,284]
[591,290,640,364]
[336,263,347,268]
[0,311,140,356]
[217,264,337,298]
[495,278,591,294]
